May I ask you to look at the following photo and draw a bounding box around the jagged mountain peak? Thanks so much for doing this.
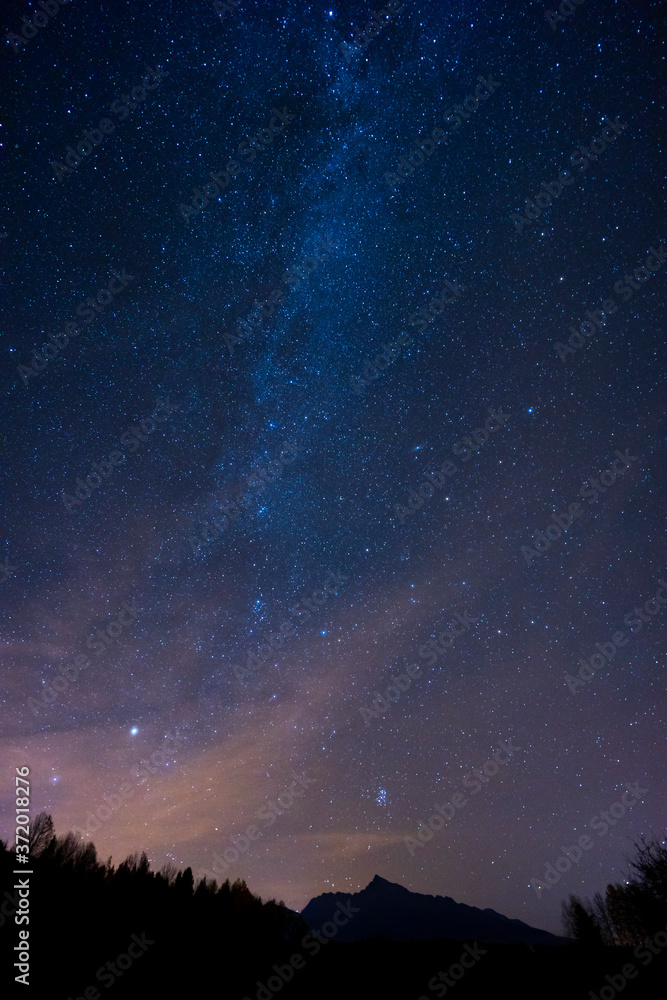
[301,877,562,945]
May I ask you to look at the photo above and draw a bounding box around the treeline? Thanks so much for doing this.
[0,812,307,997]
[562,835,667,946]
[1,817,665,998]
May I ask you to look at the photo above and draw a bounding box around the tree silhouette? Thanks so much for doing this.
[7,815,665,999]
[0,813,310,998]
[28,810,54,857]
[561,895,603,946]
[590,889,616,946]
[561,833,667,946]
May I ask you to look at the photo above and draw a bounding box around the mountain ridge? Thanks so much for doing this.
[300,874,563,945]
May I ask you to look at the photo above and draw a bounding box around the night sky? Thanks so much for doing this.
[1,0,665,937]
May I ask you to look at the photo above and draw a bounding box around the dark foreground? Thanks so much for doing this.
[3,821,665,998]
[5,935,666,998]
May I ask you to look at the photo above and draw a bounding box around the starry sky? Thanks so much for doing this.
[0,0,665,936]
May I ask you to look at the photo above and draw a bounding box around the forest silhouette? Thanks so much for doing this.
[1,815,665,998]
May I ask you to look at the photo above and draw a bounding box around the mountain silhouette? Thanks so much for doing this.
[300,875,562,945]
